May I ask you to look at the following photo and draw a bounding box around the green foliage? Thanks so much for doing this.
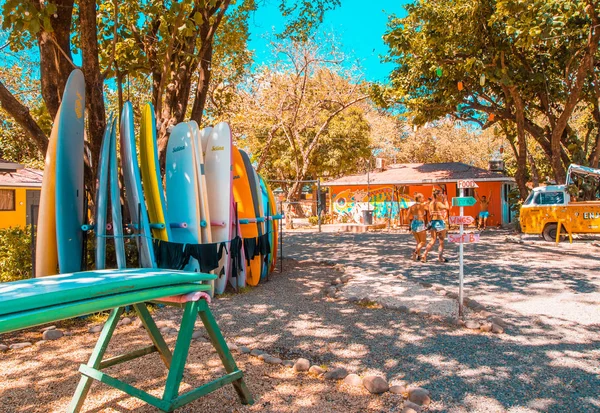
[383,0,600,184]
[0,226,32,282]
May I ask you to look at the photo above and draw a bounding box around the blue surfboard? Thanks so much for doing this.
[55,69,86,274]
[95,114,114,270]
[109,119,126,269]
[120,101,155,268]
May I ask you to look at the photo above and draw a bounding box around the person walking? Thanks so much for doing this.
[408,193,427,261]
[422,189,449,263]
[475,190,491,229]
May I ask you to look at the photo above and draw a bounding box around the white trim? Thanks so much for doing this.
[323,177,515,186]
[0,183,42,188]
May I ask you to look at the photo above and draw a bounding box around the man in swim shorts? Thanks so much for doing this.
[408,193,427,260]
[422,189,449,263]
[476,190,491,229]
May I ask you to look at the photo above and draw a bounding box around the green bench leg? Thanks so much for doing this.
[67,307,124,413]
[134,303,173,368]
[198,301,253,405]
[162,300,199,403]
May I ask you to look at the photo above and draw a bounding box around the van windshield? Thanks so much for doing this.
[524,192,535,205]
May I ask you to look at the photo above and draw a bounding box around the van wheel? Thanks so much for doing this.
[542,223,565,242]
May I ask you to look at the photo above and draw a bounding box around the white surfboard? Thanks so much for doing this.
[189,121,212,246]
[200,126,212,156]
[204,122,233,294]
[166,123,202,276]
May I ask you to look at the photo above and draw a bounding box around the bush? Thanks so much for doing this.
[0,226,33,282]
[308,216,319,226]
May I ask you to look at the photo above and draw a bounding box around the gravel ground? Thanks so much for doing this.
[1,230,599,412]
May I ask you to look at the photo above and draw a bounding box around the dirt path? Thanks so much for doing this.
[1,231,599,412]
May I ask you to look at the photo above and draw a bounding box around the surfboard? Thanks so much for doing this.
[258,175,273,271]
[231,200,247,288]
[139,102,171,241]
[35,95,60,277]
[204,122,232,294]
[267,183,279,272]
[165,123,205,281]
[95,114,114,270]
[241,151,267,281]
[55,69,86,274]
[188,121,212,245]
[232,147,261,286]
[108,119,126,269]
[120,101,155,268]
[200,126,212,156]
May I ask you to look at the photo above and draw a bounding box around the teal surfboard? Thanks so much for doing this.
[109,119,126,269]
[55,69,86,274]
[259,174,273,271]
[95,114,114,270]
[120,101,155,268]
[165,123,202,272]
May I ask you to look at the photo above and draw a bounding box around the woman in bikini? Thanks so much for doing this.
[408,193,427,261]
[422,189,449,263]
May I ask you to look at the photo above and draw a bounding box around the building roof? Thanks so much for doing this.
[323,162,514,186]
[0,158,24,173]
[0,168,43,188]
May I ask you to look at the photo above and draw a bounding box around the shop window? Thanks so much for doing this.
[0,189,16,211]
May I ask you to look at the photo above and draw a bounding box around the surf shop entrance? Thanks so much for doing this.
[323,162,515,228]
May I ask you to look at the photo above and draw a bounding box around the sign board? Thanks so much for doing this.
[449,215,475,225]
[452,196,477,207]
[457,180,479,189]
[448,233,480,243]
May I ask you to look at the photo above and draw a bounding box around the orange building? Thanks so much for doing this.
[323,162,515,227]
[0,159,42,229]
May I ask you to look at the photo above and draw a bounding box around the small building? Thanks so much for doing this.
[0,159,43,229]
[323,162,515,227]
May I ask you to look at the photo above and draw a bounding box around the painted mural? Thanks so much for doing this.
[332,186,415,223]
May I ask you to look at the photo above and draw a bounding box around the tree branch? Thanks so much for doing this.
[0,80,48,153]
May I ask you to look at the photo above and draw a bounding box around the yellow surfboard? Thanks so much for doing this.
[35,110,59,277]
[232,147,261,286]
[139,103,171,241]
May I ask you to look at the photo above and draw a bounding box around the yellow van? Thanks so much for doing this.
[520,165,600,241]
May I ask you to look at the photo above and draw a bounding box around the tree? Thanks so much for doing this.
[382,0,600,198]
[0,0,340,191]
[393,120,501,168]
[232,39,369,225]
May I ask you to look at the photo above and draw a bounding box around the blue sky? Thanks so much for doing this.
[247,1,409,83]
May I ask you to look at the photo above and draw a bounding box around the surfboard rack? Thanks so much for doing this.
[239,215,284,225]
[81,224,95,232]
[170,222,189,229]
[149,223,166,229]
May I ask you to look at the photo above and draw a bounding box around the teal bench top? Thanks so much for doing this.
[0,268,216,317]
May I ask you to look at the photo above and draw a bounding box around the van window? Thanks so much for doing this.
[524,192,535,205]
[536,191,564,205]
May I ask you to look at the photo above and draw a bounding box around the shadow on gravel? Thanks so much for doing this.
[210,259,600,412]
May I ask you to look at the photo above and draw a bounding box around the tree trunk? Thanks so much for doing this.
[528,153,539,188]
[549,3,600,182]
[510,90,530,200]
[190,43,213,124]
[79,0,107,188]
[34,0,75,119]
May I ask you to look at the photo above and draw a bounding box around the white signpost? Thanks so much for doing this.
[455,179,479,317]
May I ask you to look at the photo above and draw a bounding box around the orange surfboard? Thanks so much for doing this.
[232,147,261,286]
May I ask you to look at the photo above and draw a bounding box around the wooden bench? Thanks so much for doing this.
[0,269,253,412]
